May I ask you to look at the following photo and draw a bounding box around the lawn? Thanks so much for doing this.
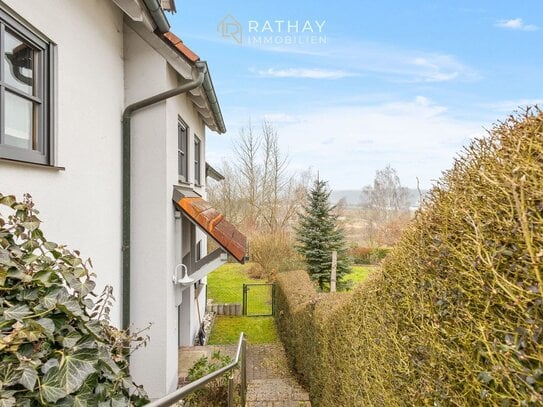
[208,316,278,344]
[206,263,373,344]
[207,263,265,304]
[344,265,375,286]
[207,263,277,344]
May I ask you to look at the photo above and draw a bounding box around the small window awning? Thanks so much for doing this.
[173,187,248,263]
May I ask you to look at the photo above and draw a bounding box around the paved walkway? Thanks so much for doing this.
[179,343,311,406]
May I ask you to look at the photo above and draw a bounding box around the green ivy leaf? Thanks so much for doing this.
[41,287,60,309]
[41,358,59,374]
[22,253,39,264]
[3,304,32,321]
[17,365,38,391]
[43,241,58,251]
[36,318,55,336]
[6,268,24,280]
[20,240,39,252]
[0,195,16,207]
[21,216,40,231]
[40,366,68,403]
[33,270,53,286]
[0,396,16,407]
[62,332,82,348]
[58,349,98,394]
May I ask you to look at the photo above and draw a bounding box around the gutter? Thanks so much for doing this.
[122,62,207,330]
[143,0,170,33]
[200,62,226,133]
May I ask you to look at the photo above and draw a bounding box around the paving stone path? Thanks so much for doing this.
[178,343,311,406]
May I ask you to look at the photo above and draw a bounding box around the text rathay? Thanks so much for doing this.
[248,20,326,34]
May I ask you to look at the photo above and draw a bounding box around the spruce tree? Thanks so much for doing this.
[295,178,351,290]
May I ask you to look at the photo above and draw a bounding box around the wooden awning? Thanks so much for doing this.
[173,187,248,263]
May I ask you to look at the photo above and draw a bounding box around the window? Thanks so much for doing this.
[0,8,54,165]
[178,118,188,180]
[196,240,202,261]
[194,136,201,185]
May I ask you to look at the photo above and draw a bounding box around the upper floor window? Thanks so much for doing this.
[178,118,188,180]
[194,135,201,185]
[0,7,54,165]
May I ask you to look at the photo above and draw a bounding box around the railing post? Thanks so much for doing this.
[227,373,234,407]
[241,337,247,406]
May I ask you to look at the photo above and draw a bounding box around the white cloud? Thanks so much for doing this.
[257,98,482,189]
[309,39,479,83]
[495,18,539,31]
[257,68,356,79]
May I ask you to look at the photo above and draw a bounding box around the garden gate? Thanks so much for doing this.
[242,283,275,316]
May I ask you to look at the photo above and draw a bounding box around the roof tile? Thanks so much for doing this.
[163,31,200,63]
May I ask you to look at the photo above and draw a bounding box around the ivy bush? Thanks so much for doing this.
[0,194,149,406]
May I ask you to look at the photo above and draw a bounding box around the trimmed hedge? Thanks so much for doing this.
[275,109,543,406]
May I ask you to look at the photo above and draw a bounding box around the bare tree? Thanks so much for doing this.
[208,120,310,235]
[361,165,410,245]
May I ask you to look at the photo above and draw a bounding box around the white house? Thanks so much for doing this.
[0,0,246,399]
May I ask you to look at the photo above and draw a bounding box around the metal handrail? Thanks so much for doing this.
[146,332,247,407]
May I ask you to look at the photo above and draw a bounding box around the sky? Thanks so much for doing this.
[168,1,543,190]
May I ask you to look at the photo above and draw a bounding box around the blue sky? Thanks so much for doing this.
[169,1,543,189]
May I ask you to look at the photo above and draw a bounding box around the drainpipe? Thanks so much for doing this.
[122,61,207,331]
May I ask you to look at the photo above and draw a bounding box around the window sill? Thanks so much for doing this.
[0,157,65,171]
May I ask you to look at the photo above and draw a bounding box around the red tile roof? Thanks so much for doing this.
[163,32,200,63]
[173,195,248,263]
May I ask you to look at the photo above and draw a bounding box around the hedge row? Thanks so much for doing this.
[275,109,543,406]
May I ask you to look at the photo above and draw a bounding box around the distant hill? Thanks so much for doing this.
[330,188,426,208]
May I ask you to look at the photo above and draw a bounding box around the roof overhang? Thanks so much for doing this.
[121,11,226,134]
[173,187,247,263]
[206,162,225,182]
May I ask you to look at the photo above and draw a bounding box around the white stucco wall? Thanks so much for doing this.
[0,0,124,325]
[0,1,216,398]
[125,23,209,399]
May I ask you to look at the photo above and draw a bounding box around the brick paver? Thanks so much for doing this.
[178,343,311,406]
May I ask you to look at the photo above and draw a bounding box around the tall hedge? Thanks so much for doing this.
[275,109,543,406]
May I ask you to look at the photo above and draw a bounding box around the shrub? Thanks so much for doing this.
[347,245,391,265]
[249,231,302,280]
[348,245,373,264]
[0,194,149,406]
[275,109,543,406]
[185,351,233,406]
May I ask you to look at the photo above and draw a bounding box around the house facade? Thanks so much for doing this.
[0,0,245,399]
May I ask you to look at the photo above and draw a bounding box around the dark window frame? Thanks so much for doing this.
[178,117,188,181]
[194,135,201,186]
[0,6,55,165]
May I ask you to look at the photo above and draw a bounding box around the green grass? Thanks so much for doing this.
[207,263,277,344]
[207,263,265,304]
[208,316,278,344]
[206,263,373,344]
[344,266,374,286]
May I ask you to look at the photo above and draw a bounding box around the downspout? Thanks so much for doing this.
[122,62,207,330]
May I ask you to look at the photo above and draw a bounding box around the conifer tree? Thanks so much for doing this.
[295,178,351,290]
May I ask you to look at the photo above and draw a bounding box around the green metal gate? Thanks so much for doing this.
[242,283,275,316]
